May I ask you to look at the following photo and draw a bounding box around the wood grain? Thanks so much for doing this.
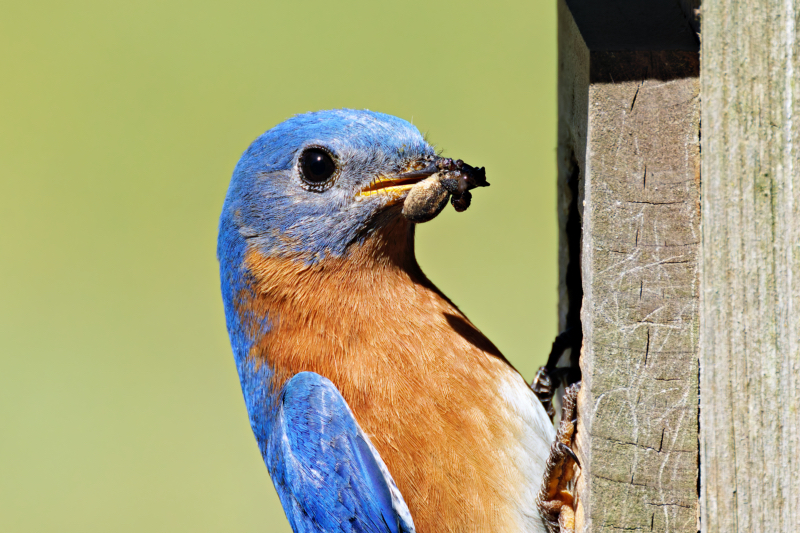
[558,1,701,531]
[700,1,800,531]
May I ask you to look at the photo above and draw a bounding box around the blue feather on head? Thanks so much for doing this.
[219,109,435,265]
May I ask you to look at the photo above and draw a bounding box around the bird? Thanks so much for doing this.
[217,109,563,533]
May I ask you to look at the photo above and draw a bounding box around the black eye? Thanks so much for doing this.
[299,148,337,186]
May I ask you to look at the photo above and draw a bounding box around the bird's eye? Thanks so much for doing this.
[299,148,337,187]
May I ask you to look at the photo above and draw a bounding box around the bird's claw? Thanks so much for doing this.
[537,382,581,533]
[531,327,583,422]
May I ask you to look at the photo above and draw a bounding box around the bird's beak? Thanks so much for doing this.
[357,163,439,197]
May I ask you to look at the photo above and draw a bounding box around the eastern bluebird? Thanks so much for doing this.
[218,109,575,533]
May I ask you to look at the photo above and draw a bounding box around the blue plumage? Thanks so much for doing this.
[219,109,434,262]
[268,373,415,533]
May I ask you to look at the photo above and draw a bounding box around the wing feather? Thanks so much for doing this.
[266,372,415,533]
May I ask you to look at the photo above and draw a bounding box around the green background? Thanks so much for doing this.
[0,1,557,531]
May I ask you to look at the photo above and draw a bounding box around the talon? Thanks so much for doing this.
[557,442,580,467]
[537,382,581,533]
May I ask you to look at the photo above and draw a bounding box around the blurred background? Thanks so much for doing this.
[0,1,556,531]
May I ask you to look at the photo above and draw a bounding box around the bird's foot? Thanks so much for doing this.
[531,365,558,420]
[537,382,581,533]
[530,328,582,421]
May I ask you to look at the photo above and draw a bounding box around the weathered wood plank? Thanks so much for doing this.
[557,1,701,531]
[700,1,800,532]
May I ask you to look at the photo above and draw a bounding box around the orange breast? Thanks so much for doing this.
[241,221,534,533]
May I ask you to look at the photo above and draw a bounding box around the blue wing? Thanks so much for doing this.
[266,372,415,533]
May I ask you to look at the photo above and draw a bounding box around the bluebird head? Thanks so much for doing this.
[218,109,443,264]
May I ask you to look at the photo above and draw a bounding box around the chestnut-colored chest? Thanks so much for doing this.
[242,246,531,532]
